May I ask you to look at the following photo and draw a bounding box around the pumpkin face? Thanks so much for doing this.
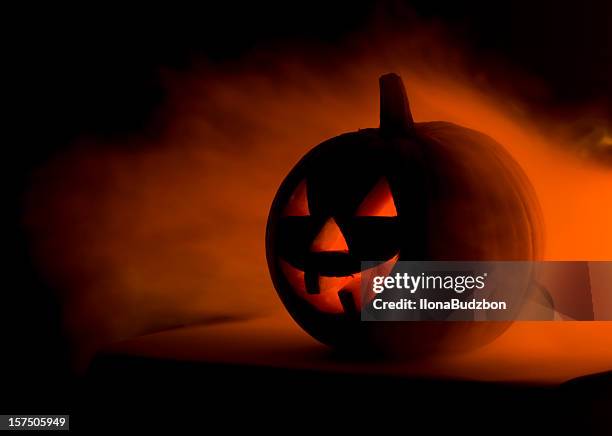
[266,74,543,353]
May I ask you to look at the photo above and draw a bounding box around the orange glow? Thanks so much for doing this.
[279,255,398,314]
[279,259,352,314]
[310,217,349,253]
[355,178,397,217]
[282,179,310,216]
[23,27,612,371]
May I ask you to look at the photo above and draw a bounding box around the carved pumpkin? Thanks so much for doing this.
[266,73,543,354]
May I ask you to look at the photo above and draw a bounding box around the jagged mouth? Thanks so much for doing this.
[279,253,399,314]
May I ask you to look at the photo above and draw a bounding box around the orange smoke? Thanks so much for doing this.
[23,29,612,370]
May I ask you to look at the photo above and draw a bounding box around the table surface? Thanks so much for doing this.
[101,312,612,385]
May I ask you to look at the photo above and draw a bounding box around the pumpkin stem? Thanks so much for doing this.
[379,73,414,135]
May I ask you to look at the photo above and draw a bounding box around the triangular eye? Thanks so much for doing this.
[282,179,310,216]
[355,178,397,217]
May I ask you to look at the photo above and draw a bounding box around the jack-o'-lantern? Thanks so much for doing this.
[266,73,543,355]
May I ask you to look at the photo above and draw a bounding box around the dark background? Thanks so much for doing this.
[4,1,611,430]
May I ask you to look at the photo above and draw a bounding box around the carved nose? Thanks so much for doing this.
[311,217,349,253]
